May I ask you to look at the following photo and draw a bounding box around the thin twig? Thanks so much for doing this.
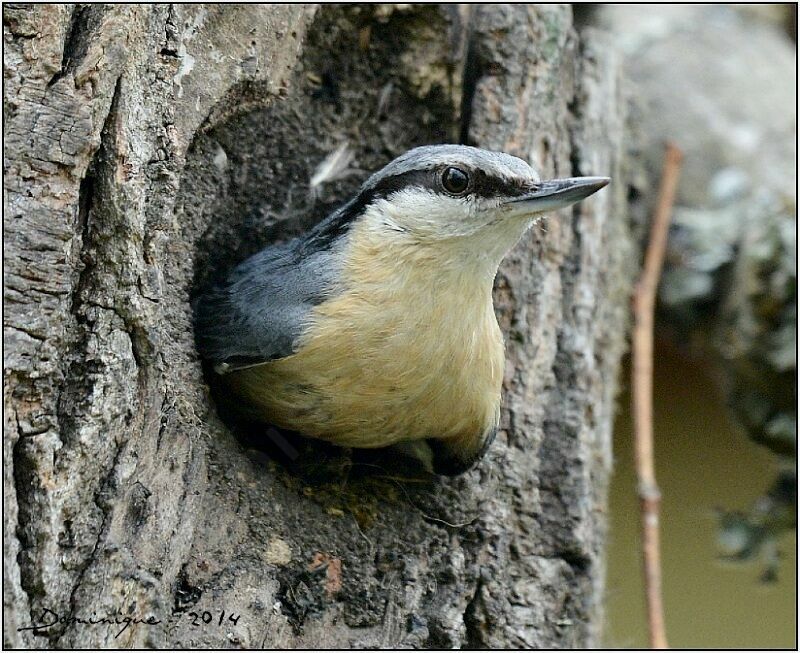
[352,513,375,559]
[352,462,479,527]
[632,141,683,650]
[387,477,478,528]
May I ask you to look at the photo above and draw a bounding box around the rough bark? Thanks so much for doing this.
[4,4,632,648]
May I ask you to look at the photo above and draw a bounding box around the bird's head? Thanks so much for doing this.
[350,144,609,267]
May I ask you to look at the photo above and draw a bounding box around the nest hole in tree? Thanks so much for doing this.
[178,5,463,486]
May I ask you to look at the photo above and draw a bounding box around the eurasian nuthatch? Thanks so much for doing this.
[194,145,609,475]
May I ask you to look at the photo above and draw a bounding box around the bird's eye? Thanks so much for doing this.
[441,167,470,195]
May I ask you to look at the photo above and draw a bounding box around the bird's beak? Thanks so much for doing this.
[503,176,610,215]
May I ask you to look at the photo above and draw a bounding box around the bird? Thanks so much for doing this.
[194,144,609,475]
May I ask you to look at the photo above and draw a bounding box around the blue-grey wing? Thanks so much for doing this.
[193,240,338,373]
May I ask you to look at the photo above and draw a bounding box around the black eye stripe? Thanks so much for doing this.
[361,166,532,204]
[369,169,433,198]
[472,169,531,198]
[305,163,534,253]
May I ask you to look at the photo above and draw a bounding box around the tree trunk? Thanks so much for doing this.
[4,4,633,648]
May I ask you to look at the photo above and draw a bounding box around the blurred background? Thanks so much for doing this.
[606,342,796,648]
[588,4,797,647]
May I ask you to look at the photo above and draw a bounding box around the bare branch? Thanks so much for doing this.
[632,141,683,650]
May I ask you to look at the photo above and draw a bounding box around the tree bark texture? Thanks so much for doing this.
[4,4,632,648]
